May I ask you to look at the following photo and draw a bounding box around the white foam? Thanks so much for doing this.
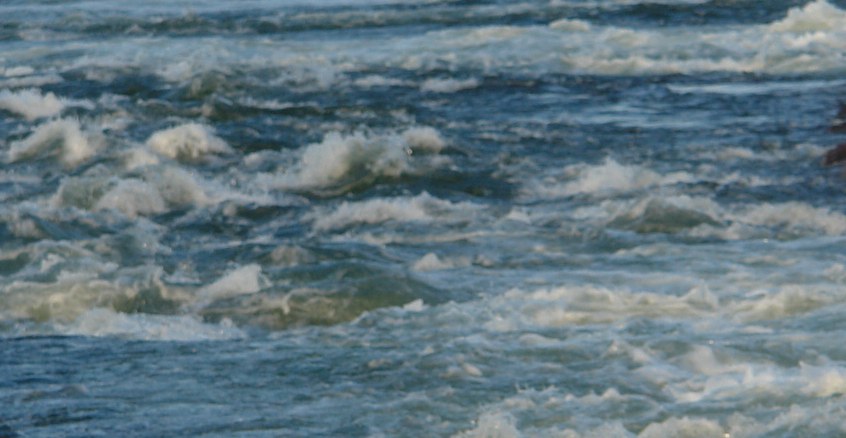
[1,273,124,324]
[0,88,65,120]
[639,417,725,438]
[412,253,471,272]
[691,201,846,240]
[196,264,267,305]
[302,131,401,184]
[453,412,520,438]
[740,202,846,236]
[124,147,161,170]
[51,175,112,210]
[659,344,846,410]
[402,126,446,154]
[769,0,846,33]
[559,185,846,240]
[591,196,723,235]
[237,97,303,111]
[495,276,842,335]
[353,75,410,88]
[65,308,244,341]
[420,77,480,93]
[94,179,167,218]
[2,66,35,77]
[7,216,44,239]
[295,130,407,189]
[7,118,98,168]
[512,285,719,327]
[267,127,447,191]
[548,18,592,32]
[146,123,232,162]
[668,79,846,96]
[148,166,210,207]
[800,363,846,398]
[730,285,831,322]
[51,166,211,217]
[402,299,427,312]
[451,386,646,437]
[22,0,844,102]
[310,192,477,231]
[727,403,846,437]
[530,158,694,199]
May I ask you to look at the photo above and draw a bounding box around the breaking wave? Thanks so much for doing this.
[261,126,448,195]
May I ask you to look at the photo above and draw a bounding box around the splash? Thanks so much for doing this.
[146,123,232,163]
[65,308,245,341]
[454,412,520,438]
[769,0,846,33]
[7,119,99,168]
[195,264,268,306]
[0,88,65,120]
[310,192,477,231]
[420,77,480,94]
[94,179,167,218]
[412,253,471,272]
[529,158,694,199]
[266,126,448,194]
[54,166,210,218]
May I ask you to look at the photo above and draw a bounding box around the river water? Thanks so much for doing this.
[3,0,846,436]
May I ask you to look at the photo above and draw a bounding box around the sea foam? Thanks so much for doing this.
[412,253,471,272]
[8,118,98,168]
[66,308,244,341]
[769,0,846,33]
[266,126,447,193]
[54,166,210,217]
[149,166,210,207]
[298,131,408,187]
[528,158,694,199]
[420,77,480,94]
[0,88,65,120]
[94,179,167,218]
[196,264,267,306]
[146,123,232,162]
[311,192,476,231]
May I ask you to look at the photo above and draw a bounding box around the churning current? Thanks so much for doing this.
[3,0,846,436]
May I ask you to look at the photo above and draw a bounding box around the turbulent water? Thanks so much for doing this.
[3,0,846,436]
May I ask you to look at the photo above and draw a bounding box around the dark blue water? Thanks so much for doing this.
[3,1,846,436]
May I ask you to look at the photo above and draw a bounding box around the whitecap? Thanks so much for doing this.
[453,412,520,438]
[548,18,592,32]
[264,126,448,192]
[94,179,167,218]
[310,192,477,231]
[65,308,244,341]
[123,147,161,170]
[291,130,407,189]
[402,126,446,154]
[147,166,210,207]
[353,75,410,88]
[0,88,65,120]
[740,202,846,236]
[639,417,725,438]
[146,123,232,163]
[195,264,268,306]
[511,285,720,327]
[412,253,471,272]
[2,66,35,77]
[528,158,694,199]
[768,0,846,33]
[7,118,98,168]
[420,77,480,94]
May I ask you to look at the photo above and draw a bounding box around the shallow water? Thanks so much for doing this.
[3,0,846,436]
